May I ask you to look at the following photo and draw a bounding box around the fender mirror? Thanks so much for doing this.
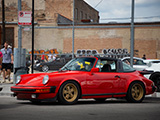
[91,68,99,73]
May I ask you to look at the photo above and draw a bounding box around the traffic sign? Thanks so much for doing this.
[18,11,32,25]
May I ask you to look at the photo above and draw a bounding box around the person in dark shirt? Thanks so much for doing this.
[1,41,13,83]
[142,54,146,60]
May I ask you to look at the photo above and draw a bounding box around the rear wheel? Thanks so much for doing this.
[126,81,145,103]
[42,65,49,72]
[58,81,80,105]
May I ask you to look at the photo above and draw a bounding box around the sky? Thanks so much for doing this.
[84,0,160,23]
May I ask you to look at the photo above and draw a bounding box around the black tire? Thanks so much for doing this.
[94,98,106,102]
[42,65,49,72]
[0,87,3,91]
[58,81,80,105]
[149,72,160,92]
[126,81,145,103]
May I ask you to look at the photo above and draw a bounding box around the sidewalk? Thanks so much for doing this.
[0,72,14,96]
[0,83,14,96]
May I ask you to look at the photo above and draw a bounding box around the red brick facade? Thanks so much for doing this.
[0,0,160,59]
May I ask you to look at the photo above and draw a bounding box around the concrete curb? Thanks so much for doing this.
[0,83,14,96]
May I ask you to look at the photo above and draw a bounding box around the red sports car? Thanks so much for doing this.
[11,57,156,104]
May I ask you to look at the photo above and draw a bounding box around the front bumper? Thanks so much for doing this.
[11,86,57,101]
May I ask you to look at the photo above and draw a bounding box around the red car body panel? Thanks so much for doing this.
[11,56,156,102]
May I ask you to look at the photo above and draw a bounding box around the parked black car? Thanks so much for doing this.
[34,54,73,72]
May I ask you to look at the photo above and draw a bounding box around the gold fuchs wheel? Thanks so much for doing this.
[58,81,80,105]
[126,81,145,103]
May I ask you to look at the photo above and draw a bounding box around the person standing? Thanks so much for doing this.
[48,52,52,62]
[142,54,146,60]
[1,41,13,83]
[41,52,45,62]
[0,50,3,77]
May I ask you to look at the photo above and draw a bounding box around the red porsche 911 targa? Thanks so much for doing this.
[11,57,156,104]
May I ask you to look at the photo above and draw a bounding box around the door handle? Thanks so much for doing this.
[115,75,120,78]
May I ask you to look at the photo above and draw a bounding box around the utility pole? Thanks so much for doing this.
[31,0,34,73]
[18,0,22,65]
[130,0,135,67]
[72,0,75,58]
[2,0,5,45]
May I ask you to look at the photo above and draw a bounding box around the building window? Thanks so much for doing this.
[80,11,83,20]
[85,14,87,19]
[75,8,78,20]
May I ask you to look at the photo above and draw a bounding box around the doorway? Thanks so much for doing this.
[0,27,14,50]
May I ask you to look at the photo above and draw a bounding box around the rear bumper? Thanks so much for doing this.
[152,85,157,92]
[146,85,157,95]
[11,86,57,101]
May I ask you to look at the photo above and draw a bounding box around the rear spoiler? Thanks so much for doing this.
[139,70,154,75]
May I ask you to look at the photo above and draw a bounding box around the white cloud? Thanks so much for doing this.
[84,0,160,23]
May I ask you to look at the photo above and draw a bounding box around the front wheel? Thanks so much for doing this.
[58,81,80,105]
[126,81,145,103]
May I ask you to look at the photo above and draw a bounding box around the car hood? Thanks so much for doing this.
[17,73,48,86]
[16,71,85,87]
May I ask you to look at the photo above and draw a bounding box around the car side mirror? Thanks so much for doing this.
[91,68,99,73]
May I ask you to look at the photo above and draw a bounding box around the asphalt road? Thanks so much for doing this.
[0,96,160,120]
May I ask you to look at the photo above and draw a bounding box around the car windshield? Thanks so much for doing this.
[60,57,96,71]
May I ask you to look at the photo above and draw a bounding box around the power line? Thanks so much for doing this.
[100,15,160,20]
[94,0,104,8]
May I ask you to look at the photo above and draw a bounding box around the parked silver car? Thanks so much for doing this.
[121,57,147,71]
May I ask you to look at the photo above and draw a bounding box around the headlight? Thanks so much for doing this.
[43,75,49,85]
[16,75,21,84]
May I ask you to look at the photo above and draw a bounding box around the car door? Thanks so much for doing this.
[49,60,65,70]
[86,59,122,96]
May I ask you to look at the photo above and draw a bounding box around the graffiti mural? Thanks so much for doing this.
[76,49,130,58]
[28,49,58,61]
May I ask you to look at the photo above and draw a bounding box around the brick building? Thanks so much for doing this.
[0,0,160,59]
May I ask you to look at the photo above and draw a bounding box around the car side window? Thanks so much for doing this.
[122,62,135,72]
[95,59,116,72]
[123,58,146,65]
